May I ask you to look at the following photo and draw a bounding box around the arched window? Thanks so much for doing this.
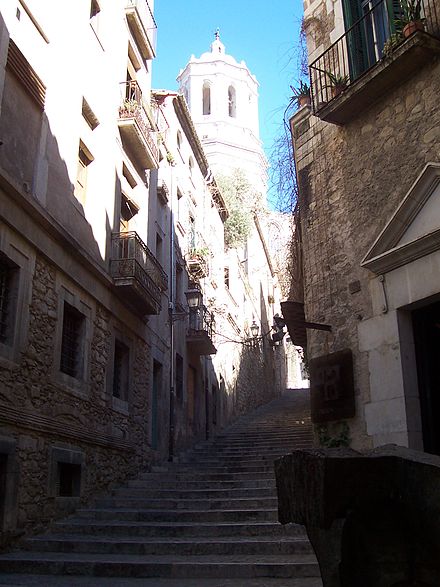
[202,82,211,115]
[228,85,236,118]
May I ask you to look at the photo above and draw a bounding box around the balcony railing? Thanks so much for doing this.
[309,0,440,121]
[110,231,167,315]
[125,0,157,60]
[187,306,217,355]
[118,80,159,169]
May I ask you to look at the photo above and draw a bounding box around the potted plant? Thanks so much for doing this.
[396,0,425,37]
[290,80,311,108]
[326,72,349,98]
[119,98,139,117]
[382,32,404,57]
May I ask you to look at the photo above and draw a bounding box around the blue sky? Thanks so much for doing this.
[152,1,304,205]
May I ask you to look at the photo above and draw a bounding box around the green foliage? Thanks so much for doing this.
[216,169,261,249]
[318,421,351,448]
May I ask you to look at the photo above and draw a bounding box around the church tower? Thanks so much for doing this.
[177,31,267,193]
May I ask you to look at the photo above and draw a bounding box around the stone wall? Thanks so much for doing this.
[0,252,152,544]
[292,56,440,449]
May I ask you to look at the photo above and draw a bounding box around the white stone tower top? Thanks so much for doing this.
[177,31,268,193]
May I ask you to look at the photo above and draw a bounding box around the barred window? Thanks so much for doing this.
[0,259,17,345]
[113,339,129,401]
[60,302,84,378]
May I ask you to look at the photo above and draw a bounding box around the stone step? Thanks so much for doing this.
[74,507,278,523]
[0,552,321,579]
[125,478,276,490]
[52,520,304,538]
[26,535,313,556]
[131,471,275,483]
[112,486,277,500]
[95,496,278,510]
[0,573,323,586]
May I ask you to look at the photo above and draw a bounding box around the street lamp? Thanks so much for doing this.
[185,288,203,309]
[250,320,260,339]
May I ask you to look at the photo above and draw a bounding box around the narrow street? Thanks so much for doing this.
[0,389,322,586]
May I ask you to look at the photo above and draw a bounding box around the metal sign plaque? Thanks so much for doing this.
[309,349,355,423]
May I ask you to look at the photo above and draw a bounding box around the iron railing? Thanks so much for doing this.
[118,80,159,163]
[188,305,215,338]
[126,0,157,54]
[309,0,440,111]
[111,232,168,301]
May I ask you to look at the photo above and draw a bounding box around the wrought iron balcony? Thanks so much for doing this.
[118,80,159,170]
[110,231,168,315]
[187,306,217,355]
[125,0,157,60]
[309,0,440,124]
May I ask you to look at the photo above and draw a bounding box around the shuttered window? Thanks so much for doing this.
[6,39,45,110]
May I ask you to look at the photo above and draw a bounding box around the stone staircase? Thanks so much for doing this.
[0,389,323,586]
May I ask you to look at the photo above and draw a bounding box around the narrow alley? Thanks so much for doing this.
[0,389,322,586]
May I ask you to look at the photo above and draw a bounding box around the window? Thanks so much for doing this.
[176,263,183,304]
[57,462,82,497]
[112,339,129,401]
[188,216,196,250]
[155,233,163,265]
[224,267,230,289]
[189,156,194,176]
[89,0,101,37]
[82,98,99,130]
[228,85,236,118]
[75,142,93,205]
[120,193,138,232]
[50,447,83,499]
[202,82,211,115]
[60,302,85,379]
[0,259,18,346]
[177,130,182,150]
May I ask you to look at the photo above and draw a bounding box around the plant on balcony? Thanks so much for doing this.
[326,72,350,97]
[188,246,210,262]
[119,98,139,117]
[395,0,425,37]
[382,32,404,57]
[290,80,311,108]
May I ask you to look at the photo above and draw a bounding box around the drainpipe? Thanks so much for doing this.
[168,162,175,462]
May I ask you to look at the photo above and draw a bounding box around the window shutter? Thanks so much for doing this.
[342,0,369,80]
[6,40,46,110]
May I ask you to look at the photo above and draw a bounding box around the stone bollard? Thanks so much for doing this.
[274,444,440,587]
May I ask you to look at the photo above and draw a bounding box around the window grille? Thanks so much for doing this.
[0,264,12,343]
[60,303,83,378]
[113,340,129,400]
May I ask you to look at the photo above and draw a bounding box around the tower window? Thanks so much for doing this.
[228,86,236,118]
[202,82,211,116]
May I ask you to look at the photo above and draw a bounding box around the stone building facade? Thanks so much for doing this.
[289,0,440,450]
[0,2,283,546]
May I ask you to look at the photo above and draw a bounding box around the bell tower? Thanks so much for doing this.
[177,31,267,193]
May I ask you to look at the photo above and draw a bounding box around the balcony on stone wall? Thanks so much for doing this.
[110,231,168,315]
[187,306,217,355]
[125,0,157,60]
[310,0,440,125]
[118,80,159,170]
[186,233,210,280]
